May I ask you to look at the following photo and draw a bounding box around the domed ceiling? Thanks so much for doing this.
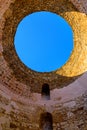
[0,0,87,130]
[0,0,87,94]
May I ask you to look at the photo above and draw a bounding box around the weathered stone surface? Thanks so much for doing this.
[0,87,87,130]
[0,0,87,94]
[0,0,87,130]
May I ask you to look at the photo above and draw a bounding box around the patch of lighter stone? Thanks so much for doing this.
[33,72,87,106]
[0,0,13,18]
[70,0,87,14]
[4,71,87,109]
[0,82,11,100]
[0,72,87,110]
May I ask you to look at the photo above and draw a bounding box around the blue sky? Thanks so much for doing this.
[14,11,73,72]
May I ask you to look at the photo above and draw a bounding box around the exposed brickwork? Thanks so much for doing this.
[70,0,87,14]
[0,83,87,130]
[1,0,86,94]
[0,0,87,130]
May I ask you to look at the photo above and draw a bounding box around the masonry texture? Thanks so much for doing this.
[0,0,87,130]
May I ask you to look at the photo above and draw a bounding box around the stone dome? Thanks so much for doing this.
[0,0,87,130]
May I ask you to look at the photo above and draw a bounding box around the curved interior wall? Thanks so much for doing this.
[0,0,87,130]
[1,0,87,93]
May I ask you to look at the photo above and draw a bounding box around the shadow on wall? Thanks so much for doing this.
[39,112,53,130]
[41,83,50,100]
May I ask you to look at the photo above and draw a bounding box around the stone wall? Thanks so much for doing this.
[70,0,87,14]
[0,82,87,130]
[0,0,87,93]
[0,0,87,130]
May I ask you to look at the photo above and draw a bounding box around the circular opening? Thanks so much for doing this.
[14,11,74,72]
